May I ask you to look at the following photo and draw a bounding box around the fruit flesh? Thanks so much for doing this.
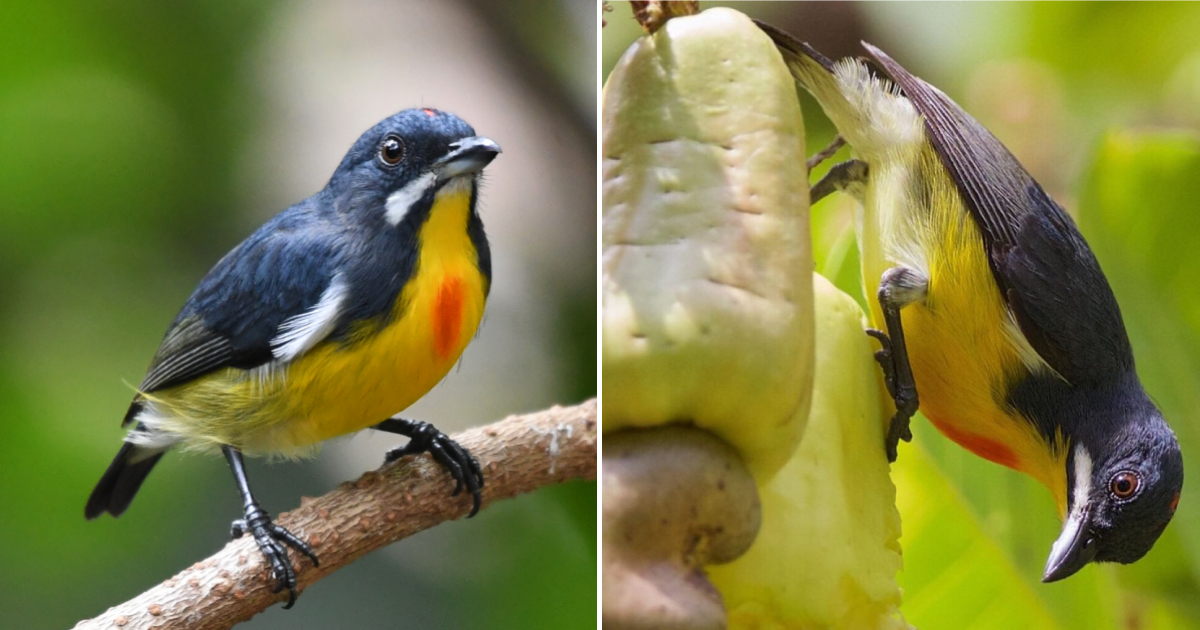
[602,7,813,481]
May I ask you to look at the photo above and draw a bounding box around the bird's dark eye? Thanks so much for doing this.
[379,134,405,166]
[1111,471,1140,499]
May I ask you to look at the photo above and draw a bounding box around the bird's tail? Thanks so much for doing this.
[755,21,924,161]
[85,439,167,519]
[755,21,842,99]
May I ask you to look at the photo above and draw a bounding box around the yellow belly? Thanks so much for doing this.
[145,187,487,457]
[862,151,1067,512]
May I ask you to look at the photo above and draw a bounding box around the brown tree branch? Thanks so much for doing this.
[72,400,597,630]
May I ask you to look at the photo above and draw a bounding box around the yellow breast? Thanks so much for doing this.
[278,186,488,448]
[149,185,488,457]
[862,150,1068,513]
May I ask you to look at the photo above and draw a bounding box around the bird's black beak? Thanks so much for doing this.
[1043,503,1098,582]
[435,136,501,182]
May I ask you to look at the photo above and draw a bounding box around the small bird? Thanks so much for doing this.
[758,23,1183,582]
[86,108,499,606]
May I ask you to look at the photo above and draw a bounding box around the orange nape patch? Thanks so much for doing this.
[929,417,1021,470]
[423,108,437,117]
[1171,492,1181,513]
[432,276,465,360]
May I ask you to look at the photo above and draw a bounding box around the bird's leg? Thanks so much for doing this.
[223,445,318,609]
[806,135,846,173]
[810,158,868,205]
[867,266,927,463]
[373,418,485,517]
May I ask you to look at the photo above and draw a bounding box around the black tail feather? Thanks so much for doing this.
[85,441,165,519]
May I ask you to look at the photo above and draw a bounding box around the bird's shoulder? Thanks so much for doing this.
[136,200,347,396]
[865,44,1134,384]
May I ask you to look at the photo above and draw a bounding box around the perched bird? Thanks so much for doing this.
[86,108,498,606]
[758,24,1183,582]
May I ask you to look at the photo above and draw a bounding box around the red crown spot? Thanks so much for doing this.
[1170,492,1181,513]
[423,108,437,117]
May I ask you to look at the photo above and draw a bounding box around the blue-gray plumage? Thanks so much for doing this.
[759,22,1183,585]
[863,44,1132,386]
[137,110,491,397]
[87,108,500,608]
[860,44,1183,577]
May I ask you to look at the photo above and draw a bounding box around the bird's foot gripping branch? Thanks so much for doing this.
[72,400,596,630]
[374,417,485,516]
[86,107,503,611]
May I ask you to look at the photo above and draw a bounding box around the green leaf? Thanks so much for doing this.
[1078,130,1200,598]
[895,441,1072,630]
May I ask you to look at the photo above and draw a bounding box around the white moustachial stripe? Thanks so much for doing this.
[1071,443,1094,514]
[1048,444,1094,565]
[271,275,349,361]
[385,171,436,226]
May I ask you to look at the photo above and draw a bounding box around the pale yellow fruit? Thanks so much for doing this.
[601,7,813,481]
[710,273,908,630]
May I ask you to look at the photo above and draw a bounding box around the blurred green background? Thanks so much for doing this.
[0,1,595,628]
[605,2,1200,628]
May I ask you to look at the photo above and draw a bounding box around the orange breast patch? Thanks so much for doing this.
[929,416,1020,470]
[433,276,465,360]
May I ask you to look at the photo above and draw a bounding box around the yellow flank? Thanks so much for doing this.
[144,185,488,457]
[864,149,1069,515]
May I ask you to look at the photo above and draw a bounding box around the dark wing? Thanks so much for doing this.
[862,43,1133,385]
[138,316,237,393]
[754,20,837,73]
[128,212,341,417]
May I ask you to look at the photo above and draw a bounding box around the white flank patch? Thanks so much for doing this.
[248,360,287,395]
[271,275,348,361]
[831,59,923,161]
[385,171,436,225]
[126,403,184,452]
[1003,310,1067,382]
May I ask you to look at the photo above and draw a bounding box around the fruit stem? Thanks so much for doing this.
[629,1,700,33]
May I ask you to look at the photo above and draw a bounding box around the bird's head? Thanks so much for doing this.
[327,108,501,227]
[1044,410,1183,582]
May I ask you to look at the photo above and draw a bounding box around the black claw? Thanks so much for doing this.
[383,420,485,517]
[450,440,485,491]
[220,446,315,609]
[884,399,917,463]
[867,321,918,463]
[273,523,321,568]
[866,328,900,397]
[233,509,318,609]
[441,439,483,516]
[428,439,466,496]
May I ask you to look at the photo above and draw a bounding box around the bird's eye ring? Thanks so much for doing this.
[379,134,405,167]
[1110,471,1140,499]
